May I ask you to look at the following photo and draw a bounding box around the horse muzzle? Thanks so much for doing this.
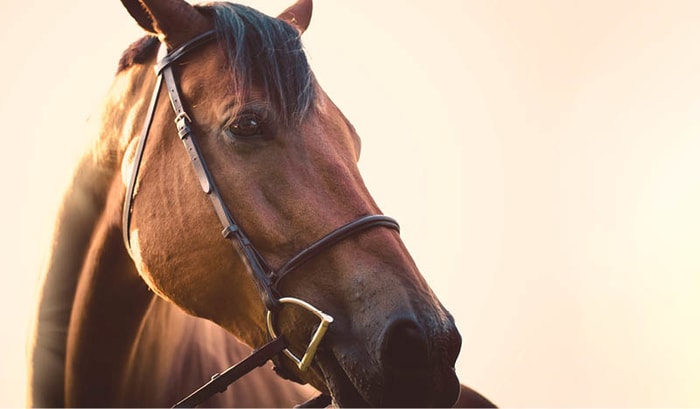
[314,313,462,407]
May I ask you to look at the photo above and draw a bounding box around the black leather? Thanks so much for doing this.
[172,337,287,408]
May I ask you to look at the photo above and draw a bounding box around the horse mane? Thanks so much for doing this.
[204,2,316,124]
[117,2,316,125]
[117,35,158,73]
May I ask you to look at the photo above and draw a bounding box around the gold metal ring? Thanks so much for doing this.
[266,297,334,371]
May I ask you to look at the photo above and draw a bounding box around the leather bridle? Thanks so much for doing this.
[121,30,400,407]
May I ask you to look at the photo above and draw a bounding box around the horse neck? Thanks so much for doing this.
[64,174,156,406]
[27,53,162,404]
[27,134,154,405]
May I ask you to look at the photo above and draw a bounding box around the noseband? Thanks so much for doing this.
[122,30,400,407]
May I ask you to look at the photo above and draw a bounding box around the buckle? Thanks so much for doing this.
[174,112,192,139]
[266,297,334,371]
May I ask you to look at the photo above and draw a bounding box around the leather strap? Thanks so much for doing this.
[295,394,333,408]
[155,30,217,75]
[123,29,216,254]
[171,337,287,408]
[122,73,163,254]
[272,215,400,286]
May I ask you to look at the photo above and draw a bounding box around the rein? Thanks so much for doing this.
[122,30,400,407]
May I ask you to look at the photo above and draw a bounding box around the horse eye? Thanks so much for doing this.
[227,114,263,139]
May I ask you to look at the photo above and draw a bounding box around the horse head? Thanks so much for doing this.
[119,0,461,406]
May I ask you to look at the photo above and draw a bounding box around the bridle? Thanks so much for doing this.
[121,30,400,407]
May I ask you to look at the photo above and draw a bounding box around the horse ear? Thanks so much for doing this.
[277,0,312,34]
[120,0,156,33]
[120,0,209,47]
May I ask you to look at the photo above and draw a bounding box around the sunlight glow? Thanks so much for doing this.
[2,1,699,407]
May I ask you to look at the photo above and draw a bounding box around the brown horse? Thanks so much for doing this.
[28,0,495,407]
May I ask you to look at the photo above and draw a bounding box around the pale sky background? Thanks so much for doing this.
[1,1,699,407]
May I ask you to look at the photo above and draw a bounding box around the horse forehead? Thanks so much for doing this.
[178,46,232,97]
[165,43,355,150]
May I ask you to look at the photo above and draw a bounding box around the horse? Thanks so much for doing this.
[27,0,495,407]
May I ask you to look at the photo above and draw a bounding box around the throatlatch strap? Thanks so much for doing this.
[122,73,163,254]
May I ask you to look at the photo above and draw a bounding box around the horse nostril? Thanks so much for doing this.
[379,316,463,407]
[381,317,430,371]
[380,317,433,407]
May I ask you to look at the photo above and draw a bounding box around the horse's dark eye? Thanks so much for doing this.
[227,114,263,138]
